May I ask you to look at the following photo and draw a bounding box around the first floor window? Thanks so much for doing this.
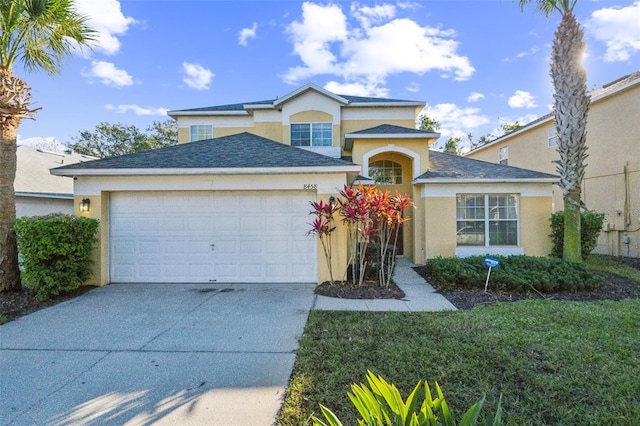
[291,123,332,147]
[548,127,558,148]
[456,194,519,246]
[369,160,403,184]
[190,125,213,142]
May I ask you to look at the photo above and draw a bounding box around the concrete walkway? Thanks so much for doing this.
[313,257,457,312]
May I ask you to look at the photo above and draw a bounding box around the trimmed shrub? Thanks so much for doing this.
[15,214,99,301]
[550,210,605,259]
[426,255,602,293]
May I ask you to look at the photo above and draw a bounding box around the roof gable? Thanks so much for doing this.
[51,133,357,176]
[274,83,349,107]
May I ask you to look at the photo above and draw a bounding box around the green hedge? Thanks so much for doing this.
[426,255,602,293]
[550,210,605,259]
[15,214,99,301]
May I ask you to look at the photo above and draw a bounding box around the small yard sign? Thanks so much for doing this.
[483,256,500,293]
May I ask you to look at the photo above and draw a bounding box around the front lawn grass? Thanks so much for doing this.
[586,255,640,283]
[279,300,640,425]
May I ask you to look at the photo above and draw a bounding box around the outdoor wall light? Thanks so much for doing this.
[329,196,336,204]
[80,198,91,212]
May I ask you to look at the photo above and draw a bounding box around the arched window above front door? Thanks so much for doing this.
[369,160,402,185]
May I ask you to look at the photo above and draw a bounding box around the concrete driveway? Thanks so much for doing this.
[0,282,315,426]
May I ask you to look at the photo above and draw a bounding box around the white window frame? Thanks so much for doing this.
[499,146,508,165]
[548,127,558,148]
[290,122,332,147]
[369,160,403,185]
[190,125,213,142]
[456,194,520,247]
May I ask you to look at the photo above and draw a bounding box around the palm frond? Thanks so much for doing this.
[0,0,95,73]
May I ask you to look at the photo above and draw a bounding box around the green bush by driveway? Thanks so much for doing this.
[15,214,99,301]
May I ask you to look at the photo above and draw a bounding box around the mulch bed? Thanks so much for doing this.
[315,280,405,299]
[0,286,96,322]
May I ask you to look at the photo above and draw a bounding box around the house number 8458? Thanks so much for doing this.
[303,184,317,189]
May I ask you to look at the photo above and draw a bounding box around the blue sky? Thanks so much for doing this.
[16,0,640,151]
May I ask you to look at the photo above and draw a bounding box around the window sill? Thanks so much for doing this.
[455,246,524,258]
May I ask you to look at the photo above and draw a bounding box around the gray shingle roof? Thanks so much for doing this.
[347,124,434,135]
[170,94,420,114]
[417,150,557,181]
[16,146,95,196]
[52,132,355,172]
[175,99,275,112]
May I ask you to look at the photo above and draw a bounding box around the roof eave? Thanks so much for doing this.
[412,178,558,184]
[51,165,362,177]
[345,132,439,139]
[15,191,73,199]
[167,110,249,117]
[348,101,425,108]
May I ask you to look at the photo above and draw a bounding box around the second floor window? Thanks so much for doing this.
[499,146,509,165]
[190,125,213,142]
[369,160,403,185]
[548,127,558,148]
[291,123,332,147]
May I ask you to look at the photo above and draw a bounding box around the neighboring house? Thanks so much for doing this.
[15,145,93,217]
[52,84,556,286]
[467,71,640,258]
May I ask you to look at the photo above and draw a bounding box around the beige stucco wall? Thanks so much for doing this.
[519,196,554,256]
[422,196,457,260]
[73,194,106,286]
[467,80,640,257]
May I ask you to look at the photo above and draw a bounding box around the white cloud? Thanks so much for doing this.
[502,46,539,62]
[419,103,490,139]
[239,22,258,46]
[82,61,133,87]
[324,80,389,97]
[406,82,420,93]
[351,3,396,29]
[105,104,168,116]
[467,92,485,103]
[508,90,537,108]
[75,0,137,55]
[182,62,214,90]
[587,1,640,62]
[284,2,474,96]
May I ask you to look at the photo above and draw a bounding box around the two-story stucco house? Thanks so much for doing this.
[52,84,556,285]
[467,71,640,258]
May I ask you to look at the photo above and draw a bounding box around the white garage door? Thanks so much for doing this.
[109,191,317,283]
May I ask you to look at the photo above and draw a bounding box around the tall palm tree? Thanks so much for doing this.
[0,0,95,292]
[518,0,590,262]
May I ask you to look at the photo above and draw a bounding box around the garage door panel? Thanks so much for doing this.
[110,191,317,283]
[214,217,238,234]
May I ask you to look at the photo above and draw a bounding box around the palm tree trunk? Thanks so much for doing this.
[0,123,21,292]
[0,68,24,292]
[551,9,590,263]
